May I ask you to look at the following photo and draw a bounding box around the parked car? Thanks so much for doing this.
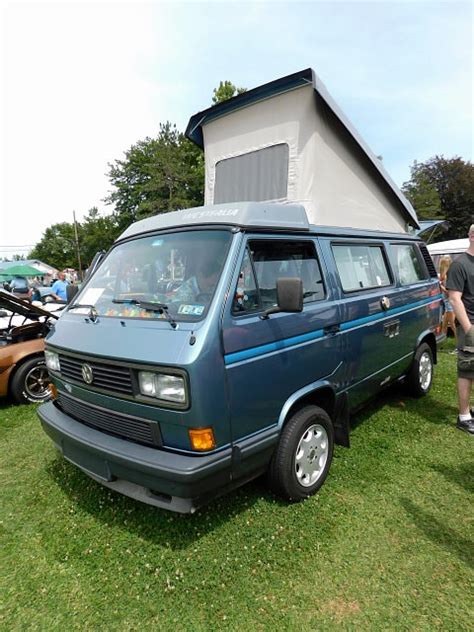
[0,290,60,404]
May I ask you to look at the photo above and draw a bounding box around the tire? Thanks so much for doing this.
[267,405,334,501]
[405,342,433,397]
[10,356,52,405]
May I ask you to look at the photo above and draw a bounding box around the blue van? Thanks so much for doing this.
[37,203,443,513]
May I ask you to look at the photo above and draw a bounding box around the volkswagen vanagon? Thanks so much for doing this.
[38,68,444,511]
[37,203,442,512]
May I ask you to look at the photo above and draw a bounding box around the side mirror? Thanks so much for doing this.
[260,277,303,319]
[66,284,79,304]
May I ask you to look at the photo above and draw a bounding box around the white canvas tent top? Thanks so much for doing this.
[186,68,418,233]
[427,237,469,271]
[427,238,469,257]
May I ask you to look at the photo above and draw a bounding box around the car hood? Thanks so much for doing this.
[0,290,59,320]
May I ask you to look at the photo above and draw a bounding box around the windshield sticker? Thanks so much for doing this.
[81,288,105,304]
[178,304,205,316]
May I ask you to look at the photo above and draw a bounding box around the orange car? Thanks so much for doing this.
[0,291,59,404]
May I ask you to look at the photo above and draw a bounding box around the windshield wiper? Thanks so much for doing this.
[112,298,177,329]
[68,303,97,311]
[67,303,100,322]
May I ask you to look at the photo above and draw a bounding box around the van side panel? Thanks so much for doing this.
[319,237,442,409]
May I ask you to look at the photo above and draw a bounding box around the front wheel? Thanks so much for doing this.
[267,405,334,501]
[405,342,434,397]
[10,356,52,404]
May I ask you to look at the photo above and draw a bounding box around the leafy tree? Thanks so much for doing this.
[80,207,121,266]
[29,222,79,271]
[212,80,246,104]
[402,156,474,239]
[105,122,204,231]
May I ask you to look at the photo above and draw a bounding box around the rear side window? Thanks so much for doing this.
[332,244,391,292]
[392,244,428,285]
[233,240,325,314]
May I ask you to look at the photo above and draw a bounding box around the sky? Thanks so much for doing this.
[0,0,472,259]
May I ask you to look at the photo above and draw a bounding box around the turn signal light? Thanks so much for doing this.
[49,383,58,400]
[188,427,216,451]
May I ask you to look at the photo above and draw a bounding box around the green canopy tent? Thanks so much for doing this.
[0,264,44,279]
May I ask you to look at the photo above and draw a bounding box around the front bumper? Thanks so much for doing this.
[37,401,232,513]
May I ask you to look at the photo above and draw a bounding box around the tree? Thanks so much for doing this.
[105,122,204,231]
[212,80,246,104]
[402,156,474,239]
[29,222,79,271]
[105,81,246,231]
[80,207,121,266]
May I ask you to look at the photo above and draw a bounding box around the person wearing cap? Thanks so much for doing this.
[446,223,474,435]
[50,271,69,302]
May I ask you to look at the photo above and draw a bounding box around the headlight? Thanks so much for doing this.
[44,350,60,372]
[138,371,186,404]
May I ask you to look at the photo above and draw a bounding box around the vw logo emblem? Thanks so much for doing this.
[81,363,94,384]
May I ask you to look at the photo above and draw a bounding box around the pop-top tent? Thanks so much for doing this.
[186,68,418,233]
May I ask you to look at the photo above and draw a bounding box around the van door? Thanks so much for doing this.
[222,235,343,466]
[388,241,438,361]
[325,239,403,408]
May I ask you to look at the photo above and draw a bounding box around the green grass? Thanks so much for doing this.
[1,342,473,630]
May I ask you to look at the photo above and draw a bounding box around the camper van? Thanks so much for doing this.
[37,69,443,512]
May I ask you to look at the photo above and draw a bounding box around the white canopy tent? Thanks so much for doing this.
[186,69,418,233]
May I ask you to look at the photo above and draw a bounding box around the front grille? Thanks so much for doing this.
[58,354,133,395]
[57,392,161,447]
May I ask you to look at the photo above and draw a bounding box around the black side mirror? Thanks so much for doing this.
[260,277,303,319]
[66,284,79,304]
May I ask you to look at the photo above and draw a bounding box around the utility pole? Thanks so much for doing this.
[73,211,82,281]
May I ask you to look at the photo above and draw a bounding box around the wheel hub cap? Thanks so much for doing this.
[295,424,329,487]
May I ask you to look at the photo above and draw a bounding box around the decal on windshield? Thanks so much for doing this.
[177,304,205,316]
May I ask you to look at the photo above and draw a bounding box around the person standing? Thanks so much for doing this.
[50,271,69,302]
[439,255,456,341]
[447,224,474,435]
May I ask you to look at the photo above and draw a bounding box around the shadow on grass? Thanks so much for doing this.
[401,497,474,569]
[349,383,458,432]
[46,456,279,550]
[431,461,474,495]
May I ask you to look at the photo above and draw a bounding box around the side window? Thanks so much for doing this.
[393,244,428,285]
[232,248,259,313]
[232,240,325,314]
[332,243,391,292]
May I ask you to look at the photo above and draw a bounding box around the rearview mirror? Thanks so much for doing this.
[260,277,303,319]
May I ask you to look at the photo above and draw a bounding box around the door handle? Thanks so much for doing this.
[324,324,340,336]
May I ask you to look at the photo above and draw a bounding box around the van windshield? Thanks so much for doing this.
[71,230,232,322]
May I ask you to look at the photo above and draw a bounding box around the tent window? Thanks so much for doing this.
[214,143,289,204]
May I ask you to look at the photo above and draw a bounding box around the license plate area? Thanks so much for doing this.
[63,442,114,482]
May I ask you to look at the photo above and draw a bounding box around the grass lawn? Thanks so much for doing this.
[1,342,473,630]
